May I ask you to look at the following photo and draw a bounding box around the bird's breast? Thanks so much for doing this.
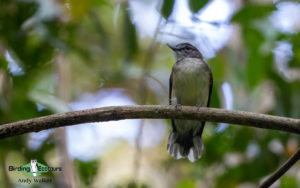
[171,58,210,106]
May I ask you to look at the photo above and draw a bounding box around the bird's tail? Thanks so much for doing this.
[167,131,204,162]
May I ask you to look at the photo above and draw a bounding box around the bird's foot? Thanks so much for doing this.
[175,104,182,110]
[196,104,202,111]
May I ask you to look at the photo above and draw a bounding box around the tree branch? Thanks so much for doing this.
[0,105,299,139]
[258,147,300,188]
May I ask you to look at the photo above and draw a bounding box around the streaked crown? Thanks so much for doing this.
[167,43,203,60]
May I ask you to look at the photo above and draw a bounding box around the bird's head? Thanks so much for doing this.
[167,43,203,60]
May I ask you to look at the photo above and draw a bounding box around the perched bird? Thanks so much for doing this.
[167,43,213,162]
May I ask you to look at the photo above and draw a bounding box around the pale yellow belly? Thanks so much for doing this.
[171,63,210,107]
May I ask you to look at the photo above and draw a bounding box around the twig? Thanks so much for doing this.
[258,147,300,188]
[0,105,299,139]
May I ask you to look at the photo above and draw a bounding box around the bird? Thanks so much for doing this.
[167,43,213,162]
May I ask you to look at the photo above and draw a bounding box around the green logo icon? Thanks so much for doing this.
[9,159,62,177]
[22,160,49,177]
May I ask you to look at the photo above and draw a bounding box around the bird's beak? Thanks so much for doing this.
[167,43,179,51]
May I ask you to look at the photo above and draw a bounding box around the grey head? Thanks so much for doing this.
[167,43,203,61]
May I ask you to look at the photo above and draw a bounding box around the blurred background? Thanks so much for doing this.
[0,0,300,187]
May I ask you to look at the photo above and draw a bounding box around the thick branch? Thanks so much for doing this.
[0,105,299,139]
[258,147,300,188]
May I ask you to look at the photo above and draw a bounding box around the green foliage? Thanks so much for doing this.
[161,0,175,19]
[123,5,138,60]
[231,5,276,23]
[188,0,209,13]
[75,159,99,185]
[0,57,8,69]
[175,179,196,188]
[127,182,149,188]
[280,176,298,188]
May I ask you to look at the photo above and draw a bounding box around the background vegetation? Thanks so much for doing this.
[0,0,299,187]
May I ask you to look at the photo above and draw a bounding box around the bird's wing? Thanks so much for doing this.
[169,71,173,105]
[207,67,213,107]
[200,62,213,132]
[169,71,176,131]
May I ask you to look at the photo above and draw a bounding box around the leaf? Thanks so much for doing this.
[176,179,196,188]
[280,176,297,188]
[92,0,110,7]
[290,33,300,67]
[68,0,92,19]
[208,54,226,80]
[0,57,8,70]
[242,26,271,87]
[161,0,175,19]
[231,5,276,23]
[123,6,138,59]
[247,50,264,87]
[75,159,99,186]
[189,0,209,13]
